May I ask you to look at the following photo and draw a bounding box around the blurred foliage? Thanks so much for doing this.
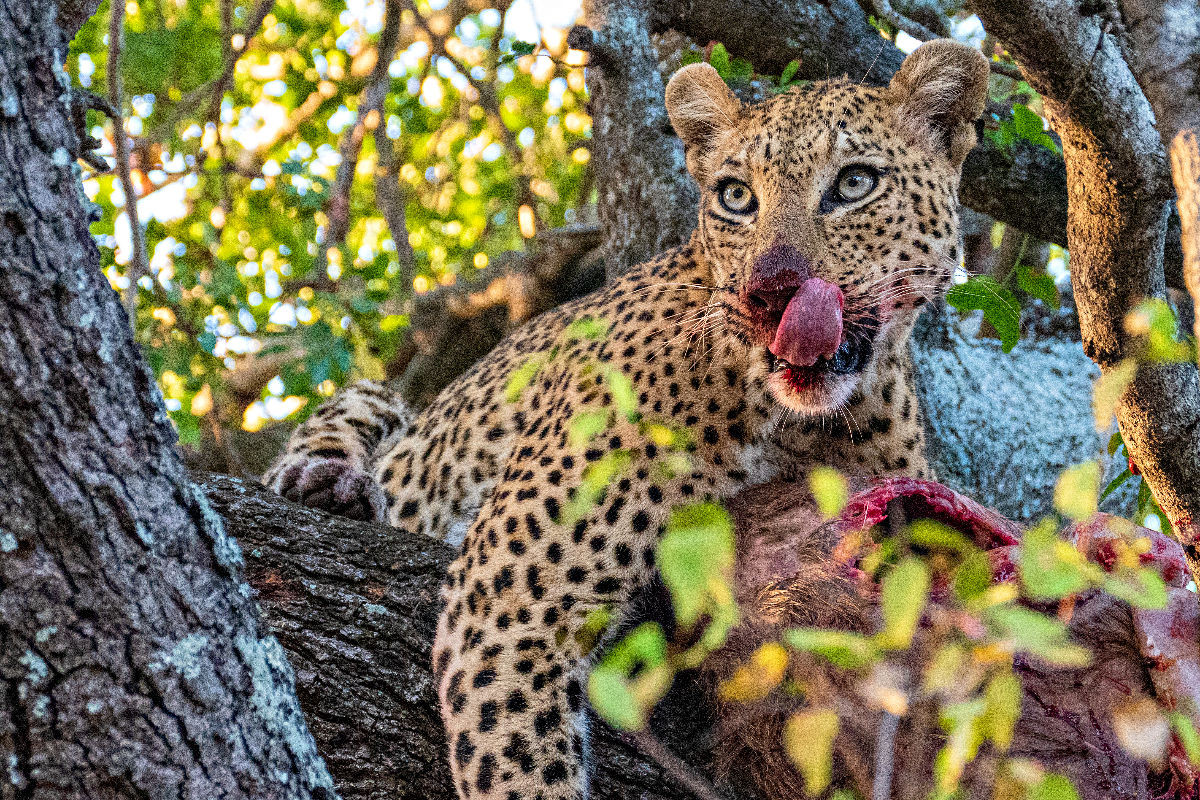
[71,0,591,450]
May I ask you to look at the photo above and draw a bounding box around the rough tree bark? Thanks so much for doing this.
[1116,0,1200,349]
[968,0,1200,577]
[205,474,715,800]
[0,2,336,796]
[571,0,697,282]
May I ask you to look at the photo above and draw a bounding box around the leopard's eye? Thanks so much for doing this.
[717,180,757,215]
[834,165,880,202]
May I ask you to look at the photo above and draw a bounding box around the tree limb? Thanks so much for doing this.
[0,2,336,795]
[1116,0,1200,349]
[205,474,717,800]
[969,0,1200,579]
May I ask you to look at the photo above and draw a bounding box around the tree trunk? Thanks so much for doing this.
[204,474,717,800]
[0,3,336,797]
[573,0,698,280]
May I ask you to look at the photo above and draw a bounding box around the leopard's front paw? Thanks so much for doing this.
[269,458,388,523]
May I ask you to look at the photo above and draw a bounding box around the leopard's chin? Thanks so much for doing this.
[764,334,872,414]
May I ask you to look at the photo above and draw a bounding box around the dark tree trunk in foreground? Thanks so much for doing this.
[205,475,714,800]
[0,3,335,797]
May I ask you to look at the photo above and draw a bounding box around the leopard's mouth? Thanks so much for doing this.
[764,333,874,413]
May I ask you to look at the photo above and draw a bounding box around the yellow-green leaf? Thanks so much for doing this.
[878,556,929,649]
[783,709,839,796]
[1053,461,1100,521]
[809,466,848,518]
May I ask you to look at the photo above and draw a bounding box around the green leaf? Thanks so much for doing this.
[878,556,930,649]
[953,551,994,602]
[657,502,735,628]
[1093,358,1138,430]
[602,367,639,422]
[1127,299,1196,363]
[568,410,610,448]
[784,709,839,795]
[1029,774,1081,800]
[709,42,731,79]
[588,623,671,730]
[983,670,1022,750]
[1170,712,1200,767]
[564,316,609,341]
[946,275,1021,352]
[505,354,546,403]
[1108,430,1125,457]
[561,450,631,525]
[1016,263,1060,309]
[1018,517,1092,600]
[808,466,848,518]
[910,519,980,556]
[780,59,800,86]
[784,628,880,669]
[1053,461,1100,521]
[1009,104,1059,152]
[1102,566,1168,609]
[985,605,1091,667]
[1100,467,1133,503]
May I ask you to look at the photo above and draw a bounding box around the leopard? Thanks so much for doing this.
[264,39,989,800]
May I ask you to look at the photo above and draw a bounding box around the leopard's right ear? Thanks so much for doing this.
[666,63,742,184]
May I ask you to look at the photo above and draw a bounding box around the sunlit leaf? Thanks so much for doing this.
[1170,712,1200,767]
[588,623,671,730]
[718,641,789,702]
[1018,517,1091,599]
[784,628,880,669]
[1028,774,1081,800]
[808,466,848,518]
[985,605,1091,667]
[1053,461,1100,521]
[983,670,1022,750]
[504,354,546,402]
[878,556,929,649]
[783,709,839,796]
[657,502,735,628]
[946,275,1021,352]
[568,410,610,448]
[602,366,639,422]
[1092,358,1137,430]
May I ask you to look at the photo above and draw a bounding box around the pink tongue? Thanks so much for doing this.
[769,278,844,367]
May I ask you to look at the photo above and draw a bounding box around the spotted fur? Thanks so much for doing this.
[265,40,988,799]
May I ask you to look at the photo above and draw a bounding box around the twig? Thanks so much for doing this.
[870,0,940,43]
[107,0,149,324]
[140,0,276,146]
[872,711,900,800]
[314,0,406,278]
[623,730,730,800]
[402,0,540,241]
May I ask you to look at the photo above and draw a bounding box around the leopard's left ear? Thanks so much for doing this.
[888,39,989,167]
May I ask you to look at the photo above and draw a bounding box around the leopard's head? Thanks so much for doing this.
[666,40,988,414]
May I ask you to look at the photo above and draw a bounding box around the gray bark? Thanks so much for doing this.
[969,0,1200,578]
[573,0,697,282]
[0,2,336,797]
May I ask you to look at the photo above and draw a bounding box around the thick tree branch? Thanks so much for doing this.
[1116,0,1200,349]
[205,474,716,800]
[969,0,1200,577]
